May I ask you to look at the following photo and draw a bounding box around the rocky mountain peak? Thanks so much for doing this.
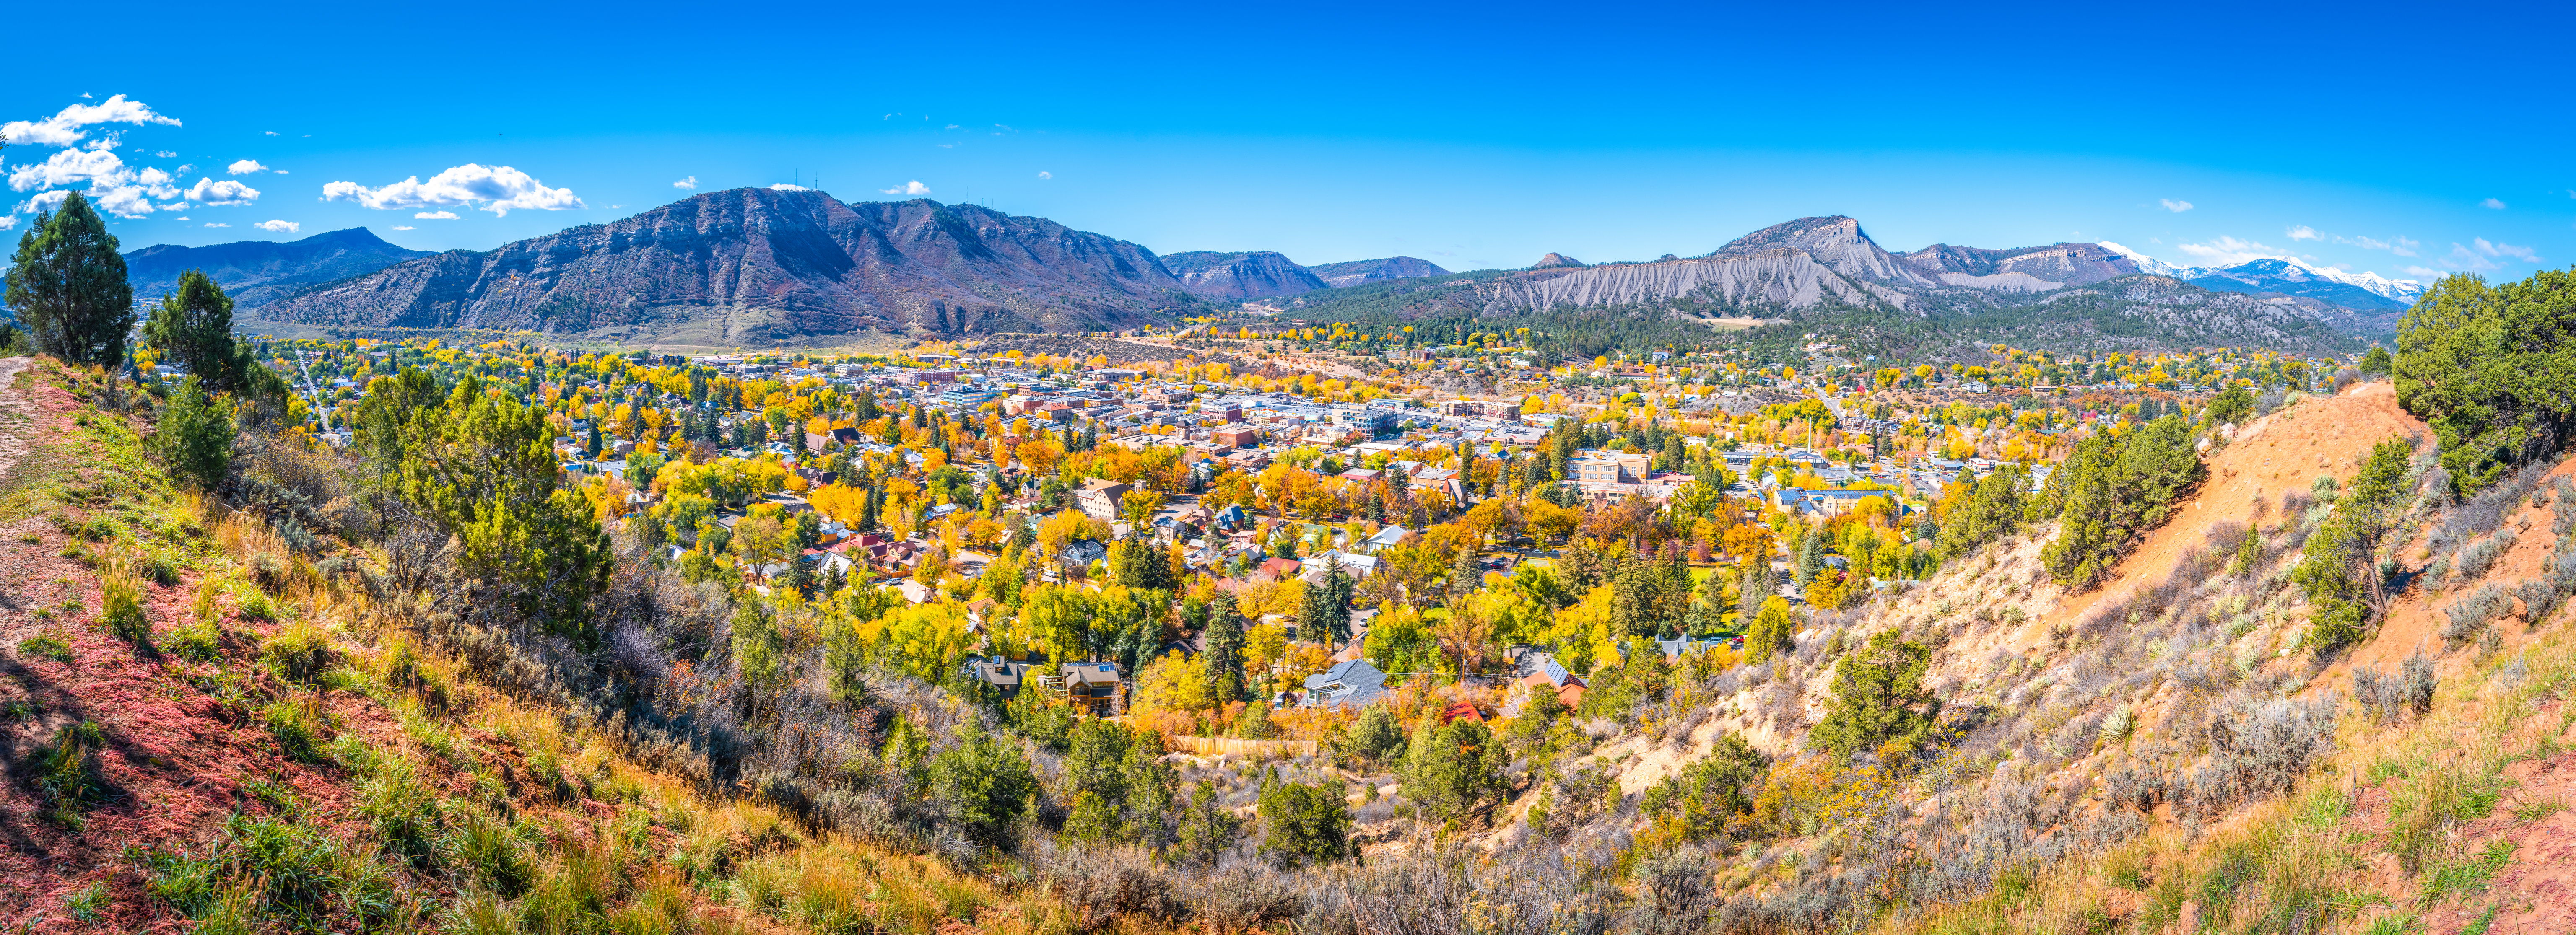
[1531,252,1586,269]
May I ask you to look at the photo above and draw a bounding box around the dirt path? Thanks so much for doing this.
[0,358,38,481]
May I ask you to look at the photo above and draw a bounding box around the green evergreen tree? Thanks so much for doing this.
[1203,593,1246,703]
[156,376,235,491]
[3,192,135,366]
[1172,780,1243,869]
[142,269,244,392]
[1257,781,1351,868]
[1810,630,1940,764]
[2295,438,2418,649]
[2358,344,2393,378]
[1398,716,1510,819]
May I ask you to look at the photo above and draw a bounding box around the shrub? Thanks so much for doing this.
[156,376,236,491]
[2191,697,2336,814]
[138,847,221,916]
[2443,583,2514,645]
[1398,717,1510,820]
[1809,630,1940,764]
[1258,781,1352,868]
[1345,704,1405,767]
[236,589,277,621]
[2455,531,2516,582]
[167,620,223,663]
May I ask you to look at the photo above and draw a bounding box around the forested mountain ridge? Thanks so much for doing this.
[253,188,1205,345]
[122,228,432,308]
[1161,250,1331,299]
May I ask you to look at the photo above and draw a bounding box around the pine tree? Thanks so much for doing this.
[1203,593,1246,703]
[157,376,235,491]
[142,270,244,393]
[4,192,135,366]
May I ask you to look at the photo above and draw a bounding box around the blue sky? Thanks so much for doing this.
[9,0,2572,287]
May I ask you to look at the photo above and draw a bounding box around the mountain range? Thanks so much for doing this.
[123,228,433,308]
[125,189,2414,351]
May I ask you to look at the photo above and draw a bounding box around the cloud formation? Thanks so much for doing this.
[414,211,459,220]
[186,177,260,206]
[322,164,584,216]
[0,216,13,231]
[769,183,810,192]
[1037,171,1052,180]
[2475,238,2539,262]
[2175,235,2285,266]
[9,147,130,191]
[2285,225,2319,241]
[2480,198,2507,209]
[16,190,68,215]
[673,176,697,189]
[227,159,268,175]
[2338,234,2420,257]
[203,222,229,228]
[254,220,299,233]
[880,180,931,195]
[2159,198,2194,213]
[0,95,179,148]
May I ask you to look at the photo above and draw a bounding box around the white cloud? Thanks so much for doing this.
[155,150,175,158]
[322,163,584,216]
[879,180,931,195]
[2436,243,2502,272]
[254,220,299,233]
[16,190,68,215]
[94,186,156,218]
[2285,225,2319,241]
[135,167,180,200]
[273,170,287,175]
[392,225,415,230]
[174,216,187,220]
[2480,197,2507,210]
[945,124,960,129]
[0,216,13,230]
[1037,171,1052,180]
[203,222,229,228]
[186,177,260,206]
[414,211,459,220]
[2175,235,2285,266]
[9,147,130,191]
[226,159,268,175]
[770,183,810,192]
[672,175,697,189]
[263,130,278,136]
[2475,238,2539,262]
[0,95,178,148]
[2159,198,2194,213]
[2340,234,2420,257]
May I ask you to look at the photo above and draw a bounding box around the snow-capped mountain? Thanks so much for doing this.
[2097,243,2422,310]
[2096,241,2196,279]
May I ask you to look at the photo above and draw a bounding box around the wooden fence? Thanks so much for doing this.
[1162,736,1319,758]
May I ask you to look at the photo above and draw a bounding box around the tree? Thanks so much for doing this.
[927,721,1037,850]
[355,371,612,640]
[1258,780,1351,867]
[1172,780,1243,869]
[1061,720,1177,846]
[1745,596,1794,663]
[1203,593,1246,703]
[1399,716,1510,819]
[2358,345,2393,378]
[2206,383,2255,425]
[1639,733,1769,841]
[2295,437,2418,649]
[2041,415,2205,589]
[1346,704,1406,766]
[1935,466,2024,559]
[156,376,236,492]
[2395,271,2576,496]
[3,192,134,366]
[1809,630,1940,764]
[142,270,247,393]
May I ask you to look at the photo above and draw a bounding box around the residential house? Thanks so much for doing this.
[1300,659,1387,710]
[1075,478,1132,520]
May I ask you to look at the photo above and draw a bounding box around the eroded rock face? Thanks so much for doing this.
[1898,242,2143,287]
[257,188,1195,342]
[1161,250,1330,299]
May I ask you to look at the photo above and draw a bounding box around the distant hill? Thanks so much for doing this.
[2186,257,2422,311]
[1159,251,1329,300]
[123,228,433,308]
[1305,256,1449,288]
[1272,214,2390,357]
[253,189,1202,346]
